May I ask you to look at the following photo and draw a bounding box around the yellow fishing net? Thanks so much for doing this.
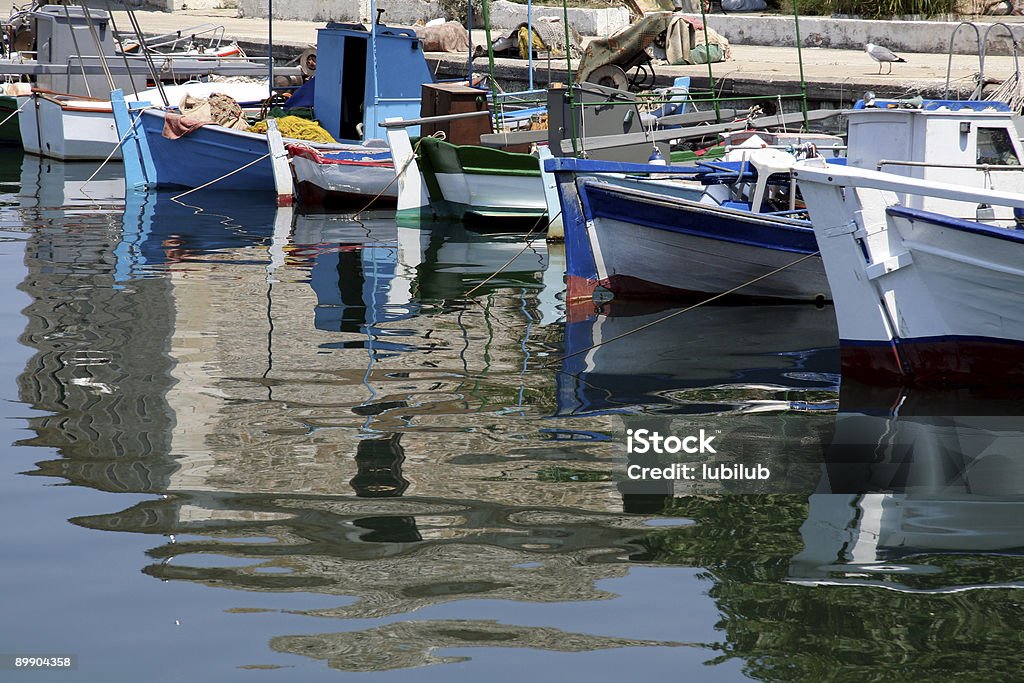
[249,115,337,143]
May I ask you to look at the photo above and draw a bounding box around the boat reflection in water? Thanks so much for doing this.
[634,382,1024,679]
[17,177,689,671]
[14,161,1024,677]
[558,299,840,416]
[792,382,1024,592]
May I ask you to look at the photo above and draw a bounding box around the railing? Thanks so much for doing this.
[876,159,1024,171]
[379,110,491,129]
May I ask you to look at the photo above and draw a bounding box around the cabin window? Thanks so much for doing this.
[976,127,1020,166]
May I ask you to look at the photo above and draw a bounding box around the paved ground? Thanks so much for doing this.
[117,9,1023,103]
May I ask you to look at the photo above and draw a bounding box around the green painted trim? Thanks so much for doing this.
[461,165,540,177]
[418,135,540,178]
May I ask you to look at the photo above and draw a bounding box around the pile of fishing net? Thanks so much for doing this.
[249,115,337,143]
[179,92,249,130]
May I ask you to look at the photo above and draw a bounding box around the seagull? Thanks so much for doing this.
[865,43,906,75]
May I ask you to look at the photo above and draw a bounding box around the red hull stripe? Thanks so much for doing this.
[841,337,1024,386]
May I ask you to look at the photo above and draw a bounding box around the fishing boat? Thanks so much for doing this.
[114,19,431,197]
[793,97,1024,386]
[795,160,1024,387]
[414,134,547,223]
[0,4,281,153]
[15,81,271,161]
[287,144,398,208]
[548,137,840,316]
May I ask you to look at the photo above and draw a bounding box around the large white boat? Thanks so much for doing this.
[794,99,1024,386]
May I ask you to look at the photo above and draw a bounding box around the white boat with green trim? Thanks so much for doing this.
[384,120,549,229]
[417,135,547,224]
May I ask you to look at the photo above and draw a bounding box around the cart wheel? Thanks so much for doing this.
[299,48,317,77]
[627,63,655,91]
[586,64,629,92]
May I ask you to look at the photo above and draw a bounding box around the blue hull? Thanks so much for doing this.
[554,172,829,313]
[138,109,276,191]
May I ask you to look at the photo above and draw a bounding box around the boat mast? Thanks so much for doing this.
[792,0,809,128]
[103,0,141,98]
[79,3,116,93]
[562,0,578,156]
[268,0,274,97]
[372,0,379,117]
[527,0,533,92]
[61,4,92,97]
[124,7,169,106]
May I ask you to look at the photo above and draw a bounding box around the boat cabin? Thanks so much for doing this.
[311,22,433,144]
[846,98,1024,214]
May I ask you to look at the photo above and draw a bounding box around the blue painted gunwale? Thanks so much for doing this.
[578,180,819,255]
[887,205,1024,245]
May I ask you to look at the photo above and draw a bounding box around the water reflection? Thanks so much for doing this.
[12,159,1024,677]
[268,620,688,672]
[559,300,839,416]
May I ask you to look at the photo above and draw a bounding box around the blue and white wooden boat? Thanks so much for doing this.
[547,143,838,318]
[113,19,433,196]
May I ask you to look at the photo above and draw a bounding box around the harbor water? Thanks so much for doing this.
[2,157,1022,681]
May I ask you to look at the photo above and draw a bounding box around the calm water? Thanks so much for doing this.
[2,156,1022,682]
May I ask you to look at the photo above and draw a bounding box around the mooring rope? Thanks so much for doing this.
[350,131,445,219]
[170,152,272,201]
[463,209,560,299]
[545,250,822,369]
[0,95,29,131]
[82,107,151,190]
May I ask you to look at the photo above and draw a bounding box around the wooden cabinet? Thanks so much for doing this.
[420,82,493,146]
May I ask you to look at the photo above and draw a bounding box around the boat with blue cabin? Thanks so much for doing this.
[113,18,433,199]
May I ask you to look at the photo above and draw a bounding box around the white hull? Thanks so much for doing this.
[795,159,1024,384]
[434,172,546,215]
[19,95,120,160]
[291,152,398,203]
[18,82,271,161]
[589,214,829,299]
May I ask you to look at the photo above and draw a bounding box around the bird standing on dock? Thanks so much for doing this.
[865,43,906,75]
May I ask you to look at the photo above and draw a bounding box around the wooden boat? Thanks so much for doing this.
[115,21,433,196]
[794,98,1024,386]
[415,134,547,222]
[796,160,1024,386]
[0,5,282,152]
[16,82,270,161]
[548,140,840,318]
[287,144,398,208]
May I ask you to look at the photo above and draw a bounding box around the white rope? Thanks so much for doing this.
[170,152,272,201]
[463,210,561,299]
[82,106,152,189]
[548,250,822,368]
[351,131,445,219]
[0,95,30,130]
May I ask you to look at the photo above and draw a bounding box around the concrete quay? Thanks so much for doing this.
[118,9,1023,107]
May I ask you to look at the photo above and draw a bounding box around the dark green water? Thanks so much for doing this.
[2,156,1022,682]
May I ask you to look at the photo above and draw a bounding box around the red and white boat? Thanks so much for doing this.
[287,144,398,208]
